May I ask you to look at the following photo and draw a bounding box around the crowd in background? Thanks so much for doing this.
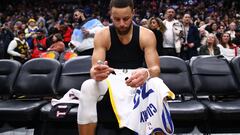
[0,0,240,63]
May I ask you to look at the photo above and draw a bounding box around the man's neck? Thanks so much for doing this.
[117,24,133,45]
[183,22,190,27]
[167,18,174,22]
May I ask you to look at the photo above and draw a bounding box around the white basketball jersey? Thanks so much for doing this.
[106,69,175,135]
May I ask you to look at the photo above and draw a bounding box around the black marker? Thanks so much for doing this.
[97,60,116,75]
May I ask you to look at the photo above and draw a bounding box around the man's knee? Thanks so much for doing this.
[81,79,99,98]
[81,79,108,99]
[78,79,99,125]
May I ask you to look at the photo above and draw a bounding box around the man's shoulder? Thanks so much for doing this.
[139,26,156,49]
[139,26,154,37]
[96,26,109,35]
[95,26,110,42]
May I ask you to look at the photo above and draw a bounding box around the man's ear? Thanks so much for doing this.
[132,9,135,17]
[110,15,113,21]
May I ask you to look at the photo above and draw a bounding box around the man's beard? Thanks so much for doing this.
[116,23,132,36]
[74,18,82,24]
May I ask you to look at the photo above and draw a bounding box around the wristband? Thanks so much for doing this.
[145,68,150,81]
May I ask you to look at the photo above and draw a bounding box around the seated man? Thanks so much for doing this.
[7,30,31,63]
[77,0,174,135]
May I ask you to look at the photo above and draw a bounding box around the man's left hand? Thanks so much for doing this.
[188,43,194,48]
[125,68,149,88]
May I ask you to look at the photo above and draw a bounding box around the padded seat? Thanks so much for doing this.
[0,58,61,122]
[160,56,207,122]
[0,100,47,121]
[190,56,240,121]
[202,99,240,120]
[0,60,21,97]
[230,56,240,85]
[169,100,207,121]
[40,56,91,122]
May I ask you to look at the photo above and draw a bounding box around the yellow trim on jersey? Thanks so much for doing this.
[168,90,175,99]
[106,79,121,127]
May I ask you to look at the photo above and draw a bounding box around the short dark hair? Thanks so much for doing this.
[74,8,84,13]
[74,8,86,17]
[165,7,175,13]
[17,30,25,36]
[109,0,134,10]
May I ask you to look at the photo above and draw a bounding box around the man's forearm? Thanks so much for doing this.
[148,66,160,78]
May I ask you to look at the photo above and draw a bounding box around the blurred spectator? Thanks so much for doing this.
[0,22,14,59]
[181,13,200,60]
[216,25,226,40]
[199,27,210,46]
[102,18,110,26]
[46,26,60,48]
[7,30,31,63]
[226,21,237,40]
[24,18,39,49]
[59,23,73,48]
[199,33,220,56]
[198,21,206,28]
[207,22,218,35]
[0,0,239,61]
[13,21,23,36]
[162,7,179,56]
[202,18,215,32]
[38,21,48,36]
[148,17,165,56]
[63,13,72,27]
[140,18,148,28]
[70,8,103,55]
[37,13,46,28]
[133,15,141,25]
[31,29,49,58]
[217,32,238,61]
[232,27,240,46]
[47,33,65,53]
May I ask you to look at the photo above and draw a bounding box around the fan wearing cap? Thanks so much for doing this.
[31,29,50,58]
[24,18,39,49]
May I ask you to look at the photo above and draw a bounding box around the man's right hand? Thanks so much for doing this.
[90,61,113,81]
[20,54,26,59]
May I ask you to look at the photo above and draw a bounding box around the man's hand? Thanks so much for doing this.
[82,28,90,37]
[125,68,150,88]
[188,43,194,48]
[90,61,113,81]
[20,54,26,59]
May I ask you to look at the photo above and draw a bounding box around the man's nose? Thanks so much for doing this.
[119,19,125,26]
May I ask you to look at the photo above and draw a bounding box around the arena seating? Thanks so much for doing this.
[0,60,21,98]
[160,56,207,133]
[231,56,240,85]
[39,56,91,135]
[40,55,92,122]
[0,55,240,134]
[190,55,240,133]
[0,58,60,128]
